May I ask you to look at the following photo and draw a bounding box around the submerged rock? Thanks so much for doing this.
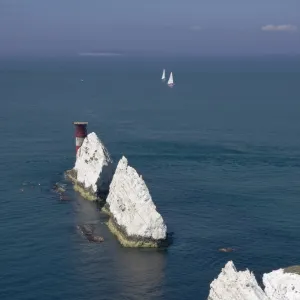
[105,156,168,247]
[208,261,300,300]
[52,182,66,194]
[77,224,104,243]
[66,132,114,200]
[59,194,70,201]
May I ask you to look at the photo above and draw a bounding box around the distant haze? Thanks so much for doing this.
[0,0,300,57]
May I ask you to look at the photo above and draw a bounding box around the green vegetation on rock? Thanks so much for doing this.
[101,204,113,216]
[73,184,97,201]
[284,265,300,275]
[107,218,159,248]
[65,169,97,201]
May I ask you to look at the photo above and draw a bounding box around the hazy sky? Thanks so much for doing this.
[0,0,300,56]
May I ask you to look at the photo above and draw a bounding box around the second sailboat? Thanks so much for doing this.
[167,72,174,88]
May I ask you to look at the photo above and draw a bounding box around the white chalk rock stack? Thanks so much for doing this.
[208,261,268,300]
[263,268,300,300]
[208,261,300,300]
[73,132,114,196]
[106,156,167,246]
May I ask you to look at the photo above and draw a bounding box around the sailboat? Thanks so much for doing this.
[167,72,174,87]
[161,69,166,81]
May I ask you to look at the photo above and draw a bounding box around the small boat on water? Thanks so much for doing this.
[167,72,174,87]
[161,69,166,81]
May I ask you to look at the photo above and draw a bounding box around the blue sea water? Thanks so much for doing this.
[0,55,300,300]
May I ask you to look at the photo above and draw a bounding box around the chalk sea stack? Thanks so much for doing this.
[104,156,168,247]
[66,132,114,200]
[208,261,300,300]
[66,132,168,248]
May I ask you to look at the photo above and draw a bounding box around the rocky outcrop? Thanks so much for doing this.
[208,261,300,300]
[104,156,168,247]
[66,132,114,200]
[76,224,104,243]
[65,133,168,247]
[263,267,300,300]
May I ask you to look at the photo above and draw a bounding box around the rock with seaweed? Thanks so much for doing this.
[104,156,168,247]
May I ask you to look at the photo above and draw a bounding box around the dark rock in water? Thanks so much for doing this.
[59,194,70,201]
[52,182,66,194]
[89,235,104,242]
[51,182,71,202]
[76,224,104,243]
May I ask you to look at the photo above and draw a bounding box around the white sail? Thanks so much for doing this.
[161,69,166,80]
[168,72,174,85]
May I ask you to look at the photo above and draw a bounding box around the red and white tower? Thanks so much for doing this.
[73,122,88,154]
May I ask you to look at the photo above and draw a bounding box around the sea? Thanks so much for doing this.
[1,55,300,300]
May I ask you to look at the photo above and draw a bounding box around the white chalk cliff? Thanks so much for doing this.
[72,132,114,196]
[208,261,268,300]
[263,268,300,300]
[106,156,167,244]
[208,261,300,300]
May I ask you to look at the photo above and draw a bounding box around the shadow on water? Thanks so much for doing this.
[67,183,169,300]
[111,247,167,300]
